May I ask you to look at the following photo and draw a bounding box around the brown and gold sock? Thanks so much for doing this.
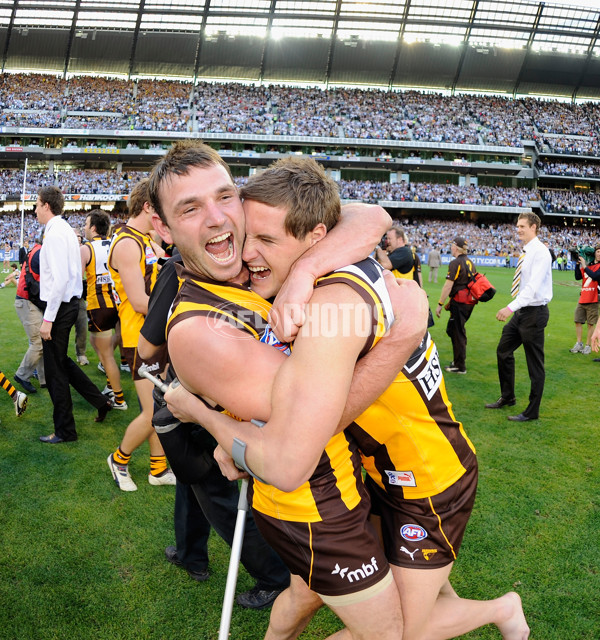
[113,447,131,466]
[0,372,17,399]
[113,389,125,406]
[149,455,168,477]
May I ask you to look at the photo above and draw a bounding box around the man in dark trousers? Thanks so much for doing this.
[36,186,112,443]
[435,236,476,374]
[137,248,290,609]
[485,213,553,422]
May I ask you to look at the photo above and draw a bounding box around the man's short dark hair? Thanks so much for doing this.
[147,140,233,224]
[128,178,150,218]
[87,209,111,237]
[239,156,340,240]
[38,185,64,216]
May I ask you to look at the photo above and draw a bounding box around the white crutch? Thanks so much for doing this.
[219,477,249,640]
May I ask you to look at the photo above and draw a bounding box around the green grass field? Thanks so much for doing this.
[0,265,599,639]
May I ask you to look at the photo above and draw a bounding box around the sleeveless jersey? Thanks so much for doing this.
[316,257,476,501]
[108,225,159,348]
[84,235,116,311]
[166,267,367,523]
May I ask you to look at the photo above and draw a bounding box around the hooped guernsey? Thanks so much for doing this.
[108,225,159,349]
[84,235,117,311]
[166,265,369,524]
[315,258,477,501]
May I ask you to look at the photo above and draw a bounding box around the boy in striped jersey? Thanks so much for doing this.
[81,209,126,410]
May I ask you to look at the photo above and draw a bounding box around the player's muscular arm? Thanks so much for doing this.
[167,314,287,421]
[80,244,91,274]
[269,203,391,342]
[167,284,369,491]
[112,238,149,315]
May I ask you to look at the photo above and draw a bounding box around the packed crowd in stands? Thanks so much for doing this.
[1,211,596,263]
[540,136,600,156]
[0,169,539,205]
[402,218,597,257]
[528,100,594,137]
[0,169,146,195]
[134,79,191,132]
[537,161,600,178]
[336,181,537,206]
[62,115,128,130]
[2,72,600,151]
[5,166,600,215]
[540,189,600,215]
[65,76,135,115]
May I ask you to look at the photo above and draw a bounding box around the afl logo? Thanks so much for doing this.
[400,524,428,542]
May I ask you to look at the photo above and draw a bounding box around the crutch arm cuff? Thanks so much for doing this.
[232,437,266,484]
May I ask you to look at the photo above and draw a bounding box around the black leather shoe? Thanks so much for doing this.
[165,545,183,567]
[165,546,209,582]
[236,586,284,610]
[593,358,600,362]
[485,397,516,409]
[95,400,113,423]
[39,434,69,444]
[14,374,36,394]
[507,413,537,422]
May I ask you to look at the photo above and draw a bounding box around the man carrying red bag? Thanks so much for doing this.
[436,236,477,374]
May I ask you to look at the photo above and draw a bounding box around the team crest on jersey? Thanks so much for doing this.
[260,325,291,355]
[145,245,158,265]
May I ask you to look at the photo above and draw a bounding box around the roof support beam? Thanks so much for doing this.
[258,0,277,82]
[192,0,213,83]
[513,1,544,98]
[451,0,479,94]
[324,0,343,87]
[128,0,145,80]
[572,14,600,101]
[1,0,18,74]
[63,0,82,78]
[388,0,411,89]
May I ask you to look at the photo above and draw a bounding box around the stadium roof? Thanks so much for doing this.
[2,0,600,98]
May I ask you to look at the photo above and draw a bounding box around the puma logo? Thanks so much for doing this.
[400,546,419,561]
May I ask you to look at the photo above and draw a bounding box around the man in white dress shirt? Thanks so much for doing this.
[485,213,553,422]
[36,186,111,444]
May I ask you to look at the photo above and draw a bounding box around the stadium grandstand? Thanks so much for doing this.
[1,0,600,253]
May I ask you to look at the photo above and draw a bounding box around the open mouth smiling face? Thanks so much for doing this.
[247,264,271,282]
[206,231,236,265]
